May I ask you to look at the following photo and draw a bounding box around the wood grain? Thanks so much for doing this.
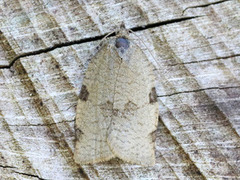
[0,0,239,179]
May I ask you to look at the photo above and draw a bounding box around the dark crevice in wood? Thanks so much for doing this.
[0,16,203,69]
[130,16,203,31]
[0,165,16,169]
[157,85,240,97]
[12,170,46,180]
[182,0,232,14]
[168,53,240,66]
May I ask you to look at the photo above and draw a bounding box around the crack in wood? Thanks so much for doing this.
[182,0,233,14]
[12,170,46,180]
[168,53,240,66]
[130,16,203,31]
[157,85,240,97]
[0,16,203,69]
[0,165,16,169]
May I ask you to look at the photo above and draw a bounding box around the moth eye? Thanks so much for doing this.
[115,37,130,50]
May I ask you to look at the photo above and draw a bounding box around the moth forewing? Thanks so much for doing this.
[74,27,158,166]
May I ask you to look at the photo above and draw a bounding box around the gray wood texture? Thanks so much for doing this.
[0,0,239,179]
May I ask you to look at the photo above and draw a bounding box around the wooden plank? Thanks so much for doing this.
[0,0,239,179]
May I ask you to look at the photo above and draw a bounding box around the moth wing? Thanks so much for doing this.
[74,43,120,164]
[107,45,158,166]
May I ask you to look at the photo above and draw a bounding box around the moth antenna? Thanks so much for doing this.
[128,29,157,66]
[96,22,123,50]
[89,30,116,69]
[99,31,115,44]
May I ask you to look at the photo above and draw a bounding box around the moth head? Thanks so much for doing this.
[115,37,130,54]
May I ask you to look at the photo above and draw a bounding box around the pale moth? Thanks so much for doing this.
[74,25,158,166]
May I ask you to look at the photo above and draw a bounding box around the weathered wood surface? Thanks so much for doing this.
[0,0,240,179]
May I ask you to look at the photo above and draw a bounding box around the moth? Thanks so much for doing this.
[74,25,158,166]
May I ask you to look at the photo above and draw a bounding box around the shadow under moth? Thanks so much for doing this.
[74,26,158,166]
